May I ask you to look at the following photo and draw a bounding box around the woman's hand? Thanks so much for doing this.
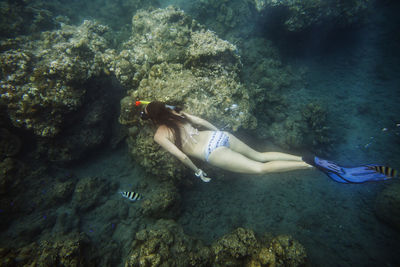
[195,169,211,182]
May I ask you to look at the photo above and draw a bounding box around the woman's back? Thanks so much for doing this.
[177,122,212,160]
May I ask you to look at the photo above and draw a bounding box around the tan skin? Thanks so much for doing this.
[146,106,312,182]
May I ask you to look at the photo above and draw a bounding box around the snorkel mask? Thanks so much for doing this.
[135,100,151,120]
[136,100,180,121]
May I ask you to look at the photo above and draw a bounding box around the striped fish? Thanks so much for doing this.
[366,165,398,178]
[120,191,142,201]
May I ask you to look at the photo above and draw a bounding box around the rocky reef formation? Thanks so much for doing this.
[0,20,109,137]
[126,220,307,266]
[0,19,124,163]
[0,0,159,40]
[115,7,257,181]
[187,0,257,40]
[240,38,332,152]
[252,0,371,31]
[374,183,400,232]
[141,181,181,219]
[0,232,94,266]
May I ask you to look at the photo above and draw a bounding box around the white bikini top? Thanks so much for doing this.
[181,123,199,146]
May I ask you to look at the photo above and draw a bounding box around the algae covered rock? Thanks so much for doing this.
[374,183,400,232]
[125,224,307,267]
[125,219,211,267]
[212,227,260,266]
[141,181,181,219]
[116,7,256,182]
[72,176,116,213]
[0,232,93,267]
[211,228,307,267]
[0,20,110,137]
[252,0,371,31]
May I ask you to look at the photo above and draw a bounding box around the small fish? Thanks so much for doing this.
[120,191,142,201]
[366,165,398,178]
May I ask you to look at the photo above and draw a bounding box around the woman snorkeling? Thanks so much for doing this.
[140,101,313,182]
[138,100,398,183]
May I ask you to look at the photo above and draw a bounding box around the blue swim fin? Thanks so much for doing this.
[303,156,396,184]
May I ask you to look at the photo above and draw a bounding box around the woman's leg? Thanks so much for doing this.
[227,133,303,162]
[208,147,312,174]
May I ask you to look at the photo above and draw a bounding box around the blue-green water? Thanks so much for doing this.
[1,0,399,266]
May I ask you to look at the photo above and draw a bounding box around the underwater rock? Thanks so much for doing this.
[125,219,211,267]
[0,232,93,267]
[252,0,371,31]
[0,1,58,39]
[212,227,259,266]
[266,234,307,267]
[141,181,181,219]
[212,229,307,267]
[188,0,256,39]
[0,128,21,159]
[72,176,114,213]
[300,103,333,153]
[116,7,256,182]
[45,180,76,207]
[0,20,110,137]
[374,183,400,232]
[36,86,116,163]
[0,157,24,195]
[125,223,307,267]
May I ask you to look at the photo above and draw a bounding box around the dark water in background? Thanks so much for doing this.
[170,1,400,266]
[1,0,400,266]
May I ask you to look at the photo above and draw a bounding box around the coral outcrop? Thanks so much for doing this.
[0,20,109,137]
[72,176,116,213]
[125,219,211,267]
[252,0,371,31]
[188,0,257,39]
[115,7,257,181]
[125,221,307,267]
[0,232,93,267]
[141,181,181,218]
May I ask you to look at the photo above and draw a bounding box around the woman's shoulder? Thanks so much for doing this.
[155,125,174,139]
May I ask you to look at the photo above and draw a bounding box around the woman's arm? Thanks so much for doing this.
[181,112,218,131]
[154,126,212,182]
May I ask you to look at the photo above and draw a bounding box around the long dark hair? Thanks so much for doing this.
[146,101,188,149]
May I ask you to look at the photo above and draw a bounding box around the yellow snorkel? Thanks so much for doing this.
[135,100,151,106]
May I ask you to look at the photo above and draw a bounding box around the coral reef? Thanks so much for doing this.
[374,183,400,232]
[212,227,259,266]
[0,232,93,267]
[0,20,110,137]
[126,221,307,267]
[300,103,333,152]
[115,7,257,181]
[0,1,58,39]
[141,181,181,219]
[72,176,117,213]
[125,219,211,267]
[188,0,257,40]
[252,0,371,31]
[0,0,159,40]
